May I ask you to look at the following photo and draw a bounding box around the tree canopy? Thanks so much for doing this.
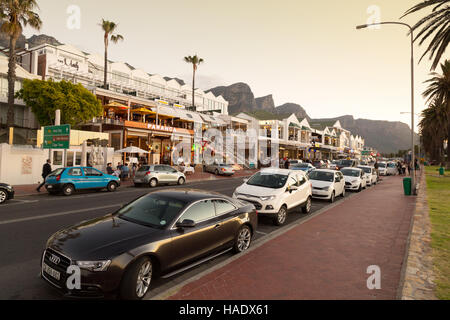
[17,79,103,127]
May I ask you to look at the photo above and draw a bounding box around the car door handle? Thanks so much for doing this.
[214,224,222,229]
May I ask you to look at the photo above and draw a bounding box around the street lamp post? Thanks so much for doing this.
[356,22,416,194]
[401,111,422,162]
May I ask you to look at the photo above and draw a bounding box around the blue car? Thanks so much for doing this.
[45,167,120,196]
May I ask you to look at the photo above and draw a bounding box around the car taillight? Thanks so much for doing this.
[56,175,61,182]
[222,168,226,172]
[145,172,152,176]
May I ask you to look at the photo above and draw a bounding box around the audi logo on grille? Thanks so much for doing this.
[49,254,60,265]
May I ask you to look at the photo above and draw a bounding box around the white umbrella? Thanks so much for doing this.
[115,146,149,154]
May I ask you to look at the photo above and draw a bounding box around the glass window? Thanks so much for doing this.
[75,153,82,166]
[179,200,215,223]
[53,151,63,165]
[287,176,298,187]
[83,168,103,176]
[155,165,167,172]
[119,194,186,228]
[66,151,74,167]
[214,199,236,216]
[68,168,83,176]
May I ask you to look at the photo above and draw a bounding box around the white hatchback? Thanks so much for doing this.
[233,168,312,226]
[309,169,346,203]
[340,167,367,192]
[358,166,378,186]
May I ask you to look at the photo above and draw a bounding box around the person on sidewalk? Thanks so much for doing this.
[106,163,114,175]
[37,159,52,192]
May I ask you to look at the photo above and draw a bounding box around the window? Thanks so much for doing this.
[287,176,298,187]
[298,175,307,186]
[179,200,215,223]
[155,165,168,172]
[66,151,74,167]
[75,153,82,166]
[83,168,103,176]
[68,168,83,176]
[53,151,63,165]
[214,199,236,216]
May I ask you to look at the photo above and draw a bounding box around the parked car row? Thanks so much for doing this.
[39,165,380,299]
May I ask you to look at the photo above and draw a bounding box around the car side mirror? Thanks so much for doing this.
[176,219,196,229]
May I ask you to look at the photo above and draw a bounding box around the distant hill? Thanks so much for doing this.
[207,82,416,153]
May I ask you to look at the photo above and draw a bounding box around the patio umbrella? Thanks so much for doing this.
[115,146,149,154]
[132,107,155,115]
[105,101,130,110]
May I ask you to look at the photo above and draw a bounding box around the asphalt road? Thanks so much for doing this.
[0,176,364,300]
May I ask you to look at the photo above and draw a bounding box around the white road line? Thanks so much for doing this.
[256,231,268,235]
[0,204,121,226]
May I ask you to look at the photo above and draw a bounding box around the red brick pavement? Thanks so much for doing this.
[11,169,257,197]
[166,175,416,300]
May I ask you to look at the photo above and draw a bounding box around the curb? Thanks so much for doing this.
[150,190,361,300]
[397,169,438,300]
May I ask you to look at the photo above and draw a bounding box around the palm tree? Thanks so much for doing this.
[0,0,42,136]
[100,19,123,89]
[422,60,450,166]
[419,101,447,162]
[184,55,204,111]
[401,0,450,70]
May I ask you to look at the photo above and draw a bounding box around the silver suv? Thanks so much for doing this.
[133,165,186,188]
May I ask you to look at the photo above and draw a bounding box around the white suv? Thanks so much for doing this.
[233,168,313,226]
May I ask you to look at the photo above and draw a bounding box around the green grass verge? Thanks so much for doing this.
[424,166,450,300]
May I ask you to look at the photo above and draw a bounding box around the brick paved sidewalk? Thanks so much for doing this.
[161,175,416,300]
[11,169,257,197]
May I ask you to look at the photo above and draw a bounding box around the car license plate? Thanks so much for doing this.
[43,262,60,281]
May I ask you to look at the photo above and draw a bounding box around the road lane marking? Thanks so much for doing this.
[256,231,268,235]
[0,204,121,226]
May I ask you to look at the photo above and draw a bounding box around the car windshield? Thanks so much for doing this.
[294,163,309,168]
[358,167,372,174]
[341,169,360,177]
[308,171,334,182]
[246,172,288,189]
[118,194,187,228]
[340,160,353,166]
[388,163,396,168]
[219,164,232,168]
[378,163,387,168]
[138,166,151,172]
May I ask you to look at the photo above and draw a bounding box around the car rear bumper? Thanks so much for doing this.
[45,183,64,192]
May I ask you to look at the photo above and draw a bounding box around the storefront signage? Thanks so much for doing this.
[57,57,80,71]
[156,100,169,105]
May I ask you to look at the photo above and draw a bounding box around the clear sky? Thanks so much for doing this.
[23,0,448,131]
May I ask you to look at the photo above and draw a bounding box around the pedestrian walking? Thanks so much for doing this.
[106,163,114,175]
[284,157,290,169]
[37,159,52,192]
[121,163,130,180]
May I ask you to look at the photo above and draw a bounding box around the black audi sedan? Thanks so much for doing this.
[0,183,14,204]
[41,189,257,299]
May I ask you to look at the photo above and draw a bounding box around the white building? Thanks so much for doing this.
[16,42,229,114]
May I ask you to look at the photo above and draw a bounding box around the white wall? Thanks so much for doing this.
[0,143,47,185]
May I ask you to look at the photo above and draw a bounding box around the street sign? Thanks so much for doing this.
[43,124,71,149]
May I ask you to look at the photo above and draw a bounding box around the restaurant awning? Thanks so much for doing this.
[177,109,204,124]
[105,101,130,110]
[132,107,155,115]
[151,106,177,118]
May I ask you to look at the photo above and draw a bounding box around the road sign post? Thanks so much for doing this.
[43,125,71,150]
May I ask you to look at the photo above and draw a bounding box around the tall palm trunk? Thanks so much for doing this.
[6,36,18,130]
[447,101,450,169]
[191,66,196,110]
[103,36,108,89]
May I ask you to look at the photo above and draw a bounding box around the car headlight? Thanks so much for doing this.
[76,260,111,272]
[259,195,276,201]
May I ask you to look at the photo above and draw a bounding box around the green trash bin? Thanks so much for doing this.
[439,167,445,176]
[403,177,412,196]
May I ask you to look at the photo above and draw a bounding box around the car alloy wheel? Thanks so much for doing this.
[234,226,252,253]
[136,260,152,298]
[63,185,74,196]
[274,206,287,226]
[107,182,117,192]
[178,177,185,185]
[302,197,312,214]
[149,179,158,188]
[0,190,7,204]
